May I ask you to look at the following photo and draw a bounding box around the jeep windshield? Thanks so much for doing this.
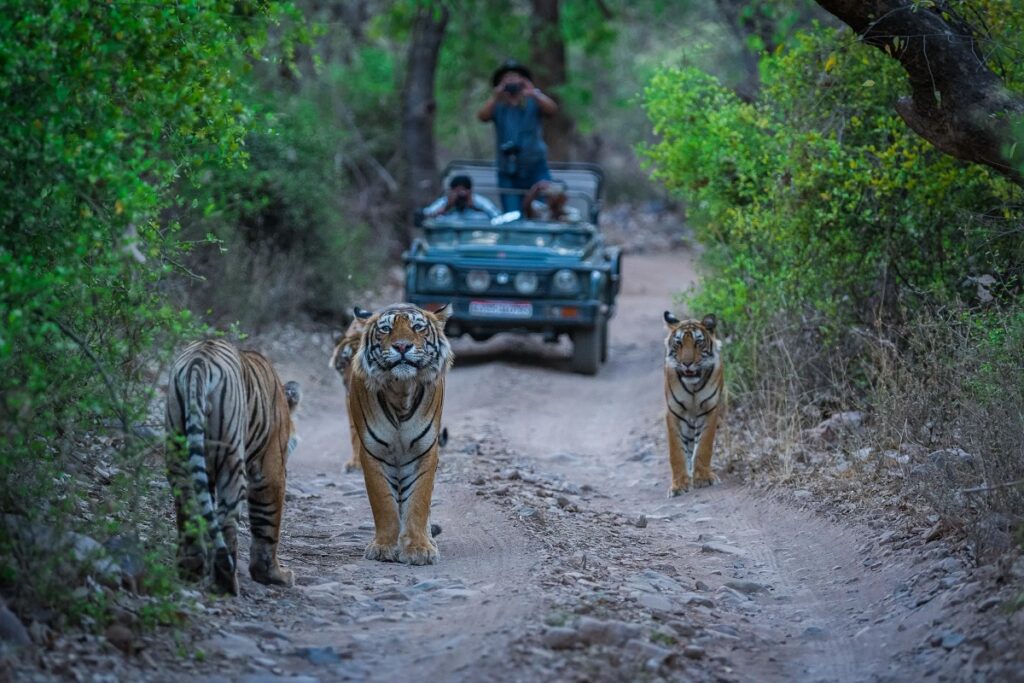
[422,220,594,250]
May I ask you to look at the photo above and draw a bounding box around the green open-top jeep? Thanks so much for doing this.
[403,160,622,375]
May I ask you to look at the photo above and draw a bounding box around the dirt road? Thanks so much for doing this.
[125,249,976,682]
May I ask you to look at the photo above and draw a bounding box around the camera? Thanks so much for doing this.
[499,141,520,176]
[503,82,522,95]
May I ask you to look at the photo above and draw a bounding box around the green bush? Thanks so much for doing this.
[642,19,1024,547]
[642,25,1023,391]
[0,0,299,624]
[180,86,378,327]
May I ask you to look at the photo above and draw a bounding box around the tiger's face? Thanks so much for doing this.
[357,304,453,385]
[330,310,371,376]
[664,312,719,383]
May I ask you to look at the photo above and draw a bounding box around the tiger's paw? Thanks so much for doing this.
[343,458,362,473]
[668,484,690,498]
[693,476,718,489]
[364,541,400,563]
[399,538,439,566]
[250,563,294,588]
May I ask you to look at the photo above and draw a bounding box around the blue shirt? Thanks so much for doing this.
[493,97,548,166]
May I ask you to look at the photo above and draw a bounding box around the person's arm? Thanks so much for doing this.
[522,183,542,219]
[473,194,501,219]
[424,194,449,218]
[524,82,558,116]
[477,83,506,122]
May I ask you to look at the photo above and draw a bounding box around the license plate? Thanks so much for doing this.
[468,300,533,318]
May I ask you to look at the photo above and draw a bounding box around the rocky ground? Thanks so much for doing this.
[2,226,1022,682]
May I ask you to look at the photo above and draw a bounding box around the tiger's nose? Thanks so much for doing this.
[392,341,412,355]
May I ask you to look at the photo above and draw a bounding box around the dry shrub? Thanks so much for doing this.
[724,303,1023,560]
[720,309,866,480]
[868,306,1024,558]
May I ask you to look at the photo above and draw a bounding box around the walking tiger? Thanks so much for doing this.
[346,303,453,565]
[165,339,301,594]
[663,312,724,496]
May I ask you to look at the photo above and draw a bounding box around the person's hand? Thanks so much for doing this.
[522,80,537,97]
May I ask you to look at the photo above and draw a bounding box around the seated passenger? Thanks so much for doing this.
[423,175,500,219]
[522,181,581,223]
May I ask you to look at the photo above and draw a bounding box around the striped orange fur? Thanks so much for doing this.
[663,312,724,496]
[165,339,301,594]
[347,303,453,565]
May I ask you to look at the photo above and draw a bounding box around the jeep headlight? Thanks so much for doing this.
[514,271,539,295]
[552,269,579,294]
[426,264,453,290]
[466,269,491,293]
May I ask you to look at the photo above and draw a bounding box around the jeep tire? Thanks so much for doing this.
[571,317,603,375]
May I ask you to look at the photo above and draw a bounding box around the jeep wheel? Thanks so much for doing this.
[600,317,609,363]
[571,321,603,375]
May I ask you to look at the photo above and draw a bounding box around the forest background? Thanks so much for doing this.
[1,0,1022,630]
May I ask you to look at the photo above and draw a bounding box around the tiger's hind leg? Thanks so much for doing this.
[692,409,721,489]
[212,453,244,596]
[666,412,691,496]
[247,448,294,588]
[165,433,209,582]
[343,410,362,473]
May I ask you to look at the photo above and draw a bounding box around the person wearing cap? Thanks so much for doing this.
[477,59,558,213]
[522,180,581,223]
[422,174,500,219]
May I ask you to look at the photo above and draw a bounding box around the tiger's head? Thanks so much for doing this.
[328,307,372,376]
[283,380,302,458]
[355,303,454,386]
[664,312,720,383]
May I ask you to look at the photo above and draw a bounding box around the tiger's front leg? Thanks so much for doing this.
[692,408,721,489]
[343,415,362,473]
[666,413,691,496]
[360,448,402,562]
[398,448,440,566]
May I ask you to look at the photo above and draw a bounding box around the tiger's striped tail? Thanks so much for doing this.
[183,366,230,579]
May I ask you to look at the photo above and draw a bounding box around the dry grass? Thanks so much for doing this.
[726,304,1024,560]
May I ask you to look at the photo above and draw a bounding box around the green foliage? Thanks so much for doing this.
[642,24,1024,389]
[182,85,378,326]
[0,0,298,624]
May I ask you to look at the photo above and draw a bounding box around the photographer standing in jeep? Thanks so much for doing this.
[477,59,558,213]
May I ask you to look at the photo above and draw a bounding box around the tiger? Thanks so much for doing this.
[165,339,301,595]
[328,308,372,473]
[347,303,453,565]
[663,312,724,496]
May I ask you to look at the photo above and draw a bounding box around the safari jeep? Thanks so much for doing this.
[403,160,622,375]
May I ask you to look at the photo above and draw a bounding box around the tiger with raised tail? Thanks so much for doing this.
[328,308,372,472]
[165,339,301,594]
[347,303,453,565]
[663,312,724,496]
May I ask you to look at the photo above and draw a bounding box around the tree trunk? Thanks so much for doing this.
[399,5,449,238]
[530,0,574,161]
[814,0,1024,184]
[714,0,772,101]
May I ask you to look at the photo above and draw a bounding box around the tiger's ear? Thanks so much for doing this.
[664,311,680,327]
[354,306,372,320]
[432,303,453,327]
[702,314,717,333]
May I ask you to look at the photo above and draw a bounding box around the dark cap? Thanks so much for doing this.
[491,59,533,86]
[449,175,472,190]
